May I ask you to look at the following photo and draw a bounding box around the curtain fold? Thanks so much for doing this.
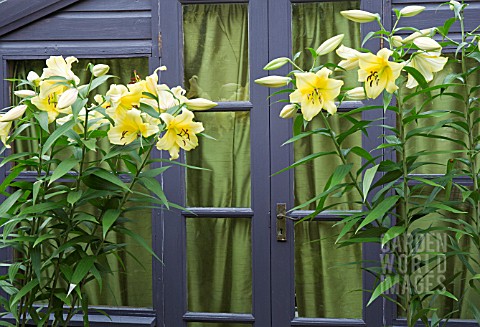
[10,58,152,307]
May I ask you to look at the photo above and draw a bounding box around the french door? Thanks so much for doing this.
[159,0,382,326]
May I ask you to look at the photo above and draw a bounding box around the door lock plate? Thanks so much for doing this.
[276,203,287,242]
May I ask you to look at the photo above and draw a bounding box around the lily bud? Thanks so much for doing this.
[340,10,379,23]
[14,90,36,98]
[316,34,345,56]
[263,57,290,70]
[254,76,291,88]
[92,64,110,77]
[279,104,297,119]
[399,5,425,17]
[27,71,41,87]
[57,88,79,109]
[403,28,434,43]
[413,37,442,51]
[449,0,461,10]
[0,105,27,122]
[185,98,218,110]
[391,36,403,47]
[159,66,167,71]
[345,87,366,100]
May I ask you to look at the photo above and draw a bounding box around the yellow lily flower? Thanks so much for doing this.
[106,82,145,117]
[31,87,71,123]
[406,51,448,89]
[0,121,12,148]
[289,68,344,121]
[156,109,204,160]
[39,56,80,97]
[357,48,405,99]
[107,108,159,145]
[336,45,361,71]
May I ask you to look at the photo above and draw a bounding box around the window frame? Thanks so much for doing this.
[0,0,162,320]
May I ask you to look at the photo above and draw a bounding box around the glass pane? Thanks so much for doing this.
[294,113,362,210]
[395,187,480,319]
[187,218,252,313]
[188,324,252,327]
[87,206,152,307]
[294,221,362,318]
[402,56,480,174]
[183,4,249,101]
[292,1,361,89]
[186,112,251,207]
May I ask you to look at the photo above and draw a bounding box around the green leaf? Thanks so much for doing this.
[115,227,160,261]
[49,158,79,185]
[357,195,400,232]
[367,275,399,306]
[42,120,76,156]
[140,102,160,119]
[139,177,168,209]
[32,180,41,205]
[0,190,23,216]
[33,233,57,248]
[34,111,49,132]
[89,75,115,93]
[20,202,63,216]
[383,91,393,112]
[10,279,39,306]
[409,177,444,190]
[403,66,429,90]
[140,166,170,178]
[102,209,121,238]
[428,203,467,214]
[293,115,304,136]
[381,225,406,247]
[362,164,378,202]
[67,190,83,205]
[71,256,96,285]
[89,169,129,191]
[272,151,336,176]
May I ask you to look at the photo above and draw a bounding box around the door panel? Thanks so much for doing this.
[161,0,270,326]
[269,0,384,326]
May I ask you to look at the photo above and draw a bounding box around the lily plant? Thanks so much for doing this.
[257,1,480,325]
[0,56,216,326]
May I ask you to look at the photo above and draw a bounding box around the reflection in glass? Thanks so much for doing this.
[187,218,252,313]
[183,4,249,101]
[295,221,362,318]
[292,1,360,89]
[186,112,251,208]
[294,113,362,210]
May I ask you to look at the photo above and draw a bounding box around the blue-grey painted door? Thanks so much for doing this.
[269,1,384,326]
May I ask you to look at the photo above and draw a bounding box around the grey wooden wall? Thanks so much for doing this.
[0,0,154,56]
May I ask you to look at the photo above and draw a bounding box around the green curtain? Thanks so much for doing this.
[182,4,253,322]
[291,1,363,319]
[10,58,153,307]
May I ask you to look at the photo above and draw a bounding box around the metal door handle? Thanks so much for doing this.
[276,203,287,241]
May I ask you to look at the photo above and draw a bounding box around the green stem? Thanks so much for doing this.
[460,15,480,235]
[319,112,372,211]
[396,89,412,326]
